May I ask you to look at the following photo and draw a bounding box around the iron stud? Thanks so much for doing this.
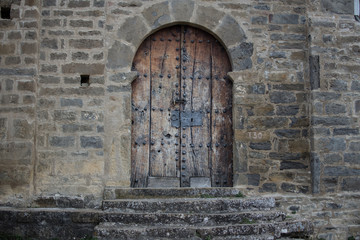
[160,108,163,112]
[176,39,180,42]
[152,107,155,111]
[182,166,186,169]
[182,174,186,177]
[175,83,179,87]
[159,74,163,78]
[175,157,179,161]
[183,127,186,130]
[207,40,210,43]
[182,151,186,155]
[183,66,187,70]
[168,38,172,41]
[216,180,219,184]
[198,76,202,79]
[191,109,194,113]
[200,110,203,113]
[223,144,227,147]
[206,76,210,80]
[168,74,171,78]
[143,141,146,145]
[183,40,186,43]
[223,181,227,184]
[175,142,179,145]
[207,109,210,113]
[199,144,202,148]
[134,107,138,111]
[175,133,179,137]
[176,56,179,60]
[182,76,186,79]
[144,74,148,78]
[223,109,227,113]
[182,144,186,147]
[207,143,210,147]
[152,38,156,41]
[144,107,147,111]
[159,85,162,89]
[175,150,179,154]
[215,109,219,113]
[176,48,179,51]
[135,179,138,182]
[216,143,219,147]
[151,141,155,145]
[190,76,194,80]
[183,93,187,97]
[191,144,194,148]
[176,91,179,95]
[161,141,164,145]
[176,65,180,69]
[182,134,186,138]
[191,40,194,43]
[199,40,203,43]
[183,84,186,88]
[160,38,164,41]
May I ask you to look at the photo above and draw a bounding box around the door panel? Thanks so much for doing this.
[131,25,232,188]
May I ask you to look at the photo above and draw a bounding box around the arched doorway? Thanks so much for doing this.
[131,25,233,188]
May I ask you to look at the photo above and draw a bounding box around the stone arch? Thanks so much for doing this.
[107,1,254,73]
[105,1,254,188]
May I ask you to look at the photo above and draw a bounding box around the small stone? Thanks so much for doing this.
[49,136,75,148]
[80,136,103,148]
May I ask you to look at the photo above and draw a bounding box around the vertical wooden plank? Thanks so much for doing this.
[211,40,233,187]
[131,38,151,187]
[180,26,212,187]
[149,26,181,178]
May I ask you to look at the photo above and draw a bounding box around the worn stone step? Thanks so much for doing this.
[102,197,275,213]
[104,187,244,200]
[101,211,286,226]
[94,220,313,240]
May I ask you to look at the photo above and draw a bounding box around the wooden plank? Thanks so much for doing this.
[180,26,212,187]
[131,38,151,187]
[211,40,233,187]
[149,26,181,178]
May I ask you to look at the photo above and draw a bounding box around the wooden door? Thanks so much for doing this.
[131,25,232,188]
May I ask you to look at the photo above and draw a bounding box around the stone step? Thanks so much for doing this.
[94,220,313,240]
[103,187,244,200]
[102,197,275,213]
[100,211,286,226]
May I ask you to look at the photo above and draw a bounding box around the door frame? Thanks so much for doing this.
[104,11,253,188]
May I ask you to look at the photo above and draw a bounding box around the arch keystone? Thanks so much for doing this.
[142,1,171,29]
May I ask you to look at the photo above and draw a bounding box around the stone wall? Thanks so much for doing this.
[0,0,359,230]
[0,0,39,206]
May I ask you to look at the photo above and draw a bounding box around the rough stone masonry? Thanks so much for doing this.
[0,0,359,239]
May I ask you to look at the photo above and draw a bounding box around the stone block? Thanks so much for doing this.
[233,141,247,173]
[8,31,21,40]
[72,52,89,60]
[54,10,73,16]
[63,124,92,133]
[248,84,265,94]
[344,153,360,164]
[94,0,105,7]
[5,56,21,65]
[142,1,171,28]
[324,103,346,115]
[310,153,320,194]
[253,117,288,129]
[41,38,58,49]
[80,136,103,148]
[23,95,35,104]
[70,20,93,28]
[39,75,60,84]
[118,16,149,48]
[0,44,15,55]
[249,141,271,150]
[281,183,296,193]
[107,41,134,69]
[1,94,19,104]
[247,174,260,186]
[288,139,309,152]
[0,68,36,76]
[50,53,67,60]
[314,138,346,152]
[42,19,61,27]
[195,5,224,30]
[275,129,301,138]
[68,0,90,8]
[329,79,347,91]
[49,136,75,148]
[270,152,306,160]
[349,141,360,151]
[259,183,277,193]
[18,80,35,92]
[311,116,351,126]
[215,15,246,47]
[276,105,299,116]
[280,161,307,170]
[321,0,353,14]
[333,128,359,135]
[107,85,131,93]
[38,98,55,108]
[0,142,32,162]
[60,98,83,107]
[324,166,360,176]
[342,178,360,191]
[81,111,103,121]
[54,110,76,121]
[13,119,33,139]
[190,177,211,188]
[43,0,56,7]
[48,30,74,36]
[62,63,104,75]
[252,16,268,25]
[170,0,194,22]
[270,51,286,58]
[0,118,6,140]
[351,80,360,91]
[269,14,299,24]
[69,39,103,49]
[41,65,57,73]
[312,92,341,101]
[5,79,13,91]
[229,42,253,71]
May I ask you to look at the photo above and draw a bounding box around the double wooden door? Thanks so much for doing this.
[131,25,232,188]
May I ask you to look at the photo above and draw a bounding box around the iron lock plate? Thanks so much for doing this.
[171,110,203,128]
